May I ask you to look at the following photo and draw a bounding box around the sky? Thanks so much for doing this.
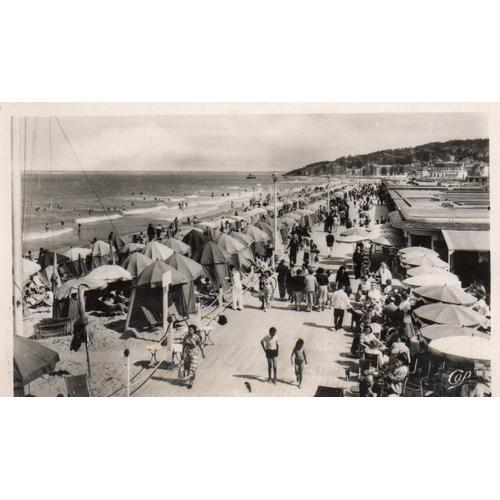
[24,112,488,172]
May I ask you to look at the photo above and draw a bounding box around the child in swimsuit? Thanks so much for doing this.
[291,338,308,388]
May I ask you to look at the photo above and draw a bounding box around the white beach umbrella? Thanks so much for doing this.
[22,259,41,284]
[142,240,174,261]
[428,336,490,363]
[63,247,92,262]
[402,273,460,289]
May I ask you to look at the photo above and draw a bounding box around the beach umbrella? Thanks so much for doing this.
[403,274,460,289]
[401,253,449,268]
[406,266,457,278]
[370,234,403,247]
[86,265,132,284]
[340,227,370,238]
[22,259,41,284]
[337,233,370,244]
[121,242,145,254]
[142,240,174,261]
[216,233,246,254]
[136,260,189,288]
[414,303,485,327]
[243,224,270,243]
[420,324,488,342]
[91,240,114,257]
[231,231,254,246]
[165,253,204,281]
[200,242,231,291]
[14,335,60,387]
[399,247,438,256]
[63,247,92,262]
[413,285,477,306]
[163,237,191,256]
[428,336,490,363]
[37,250,70,269]
[289,213,302,221]
[54,277,107,300]
[334,191,344,198]
[121,252,154,278]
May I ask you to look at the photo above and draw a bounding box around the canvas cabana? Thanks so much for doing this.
[125,260,196,332]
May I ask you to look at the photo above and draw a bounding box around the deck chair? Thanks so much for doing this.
[65,374,92,397]
[34,317,74,339]
[141,306,162,332]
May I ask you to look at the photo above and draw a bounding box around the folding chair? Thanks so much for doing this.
[65,374,92,397]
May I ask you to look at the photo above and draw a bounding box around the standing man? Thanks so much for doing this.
[287,234,299,266]
[304,268,318,312]
[261,327,279,384]
[331,283,351,331]
[229,264,244,311]
[276,259,289,301]
[325,230,335,257]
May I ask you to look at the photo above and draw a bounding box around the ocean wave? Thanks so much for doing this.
[123,205,170,215]
[168,197,186,202]
[24,227,74,241]
[75,214,123,224]
[185,194,199,199]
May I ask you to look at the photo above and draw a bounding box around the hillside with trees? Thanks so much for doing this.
[284,138,489,177]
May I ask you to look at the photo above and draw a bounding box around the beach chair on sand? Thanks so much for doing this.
[141,307,161,332]
[65,374,92,397]
[34,317,74,339]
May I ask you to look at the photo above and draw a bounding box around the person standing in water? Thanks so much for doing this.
[261,327,279,383]
[290,338,307,388]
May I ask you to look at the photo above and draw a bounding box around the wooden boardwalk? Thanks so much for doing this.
[133,202,387,397]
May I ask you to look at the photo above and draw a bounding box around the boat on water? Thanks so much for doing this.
[246,173,256,179]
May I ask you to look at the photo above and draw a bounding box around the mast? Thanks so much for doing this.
[12,118,24,341]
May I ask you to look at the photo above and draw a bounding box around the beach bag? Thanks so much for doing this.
[218,315,228,326]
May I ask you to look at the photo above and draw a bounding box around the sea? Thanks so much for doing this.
[21,171,323,253]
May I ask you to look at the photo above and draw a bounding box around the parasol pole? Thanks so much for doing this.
[51,252,59,318]
[77,284,91,378]
[124,287,136,333]
[162,271,172,361]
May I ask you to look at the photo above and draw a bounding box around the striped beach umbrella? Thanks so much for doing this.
[414,303,484,327]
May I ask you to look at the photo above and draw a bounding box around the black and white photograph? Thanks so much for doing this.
[6,107,493,397]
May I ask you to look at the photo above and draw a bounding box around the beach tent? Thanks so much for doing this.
[165,253,204,281]
[163,237,191,256]
[64,247,92,261]
[121,252,154,279]
[255,220,283,250]
[90,240,117,269]
[14,335,60,394]
[243,224,270,256]
[413,285,477,306]
[142,240,174,261]
[230,231,254,246]
[53,277,107,320]
[63,248,92,276]
[216,233,255,271]
[126,260,195,330]
[414,303,484,327]
[120,242,145,255]
[22,259,41,284]
[37,250,70,270]
[182,229,209,262]
[200,242,231,292]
